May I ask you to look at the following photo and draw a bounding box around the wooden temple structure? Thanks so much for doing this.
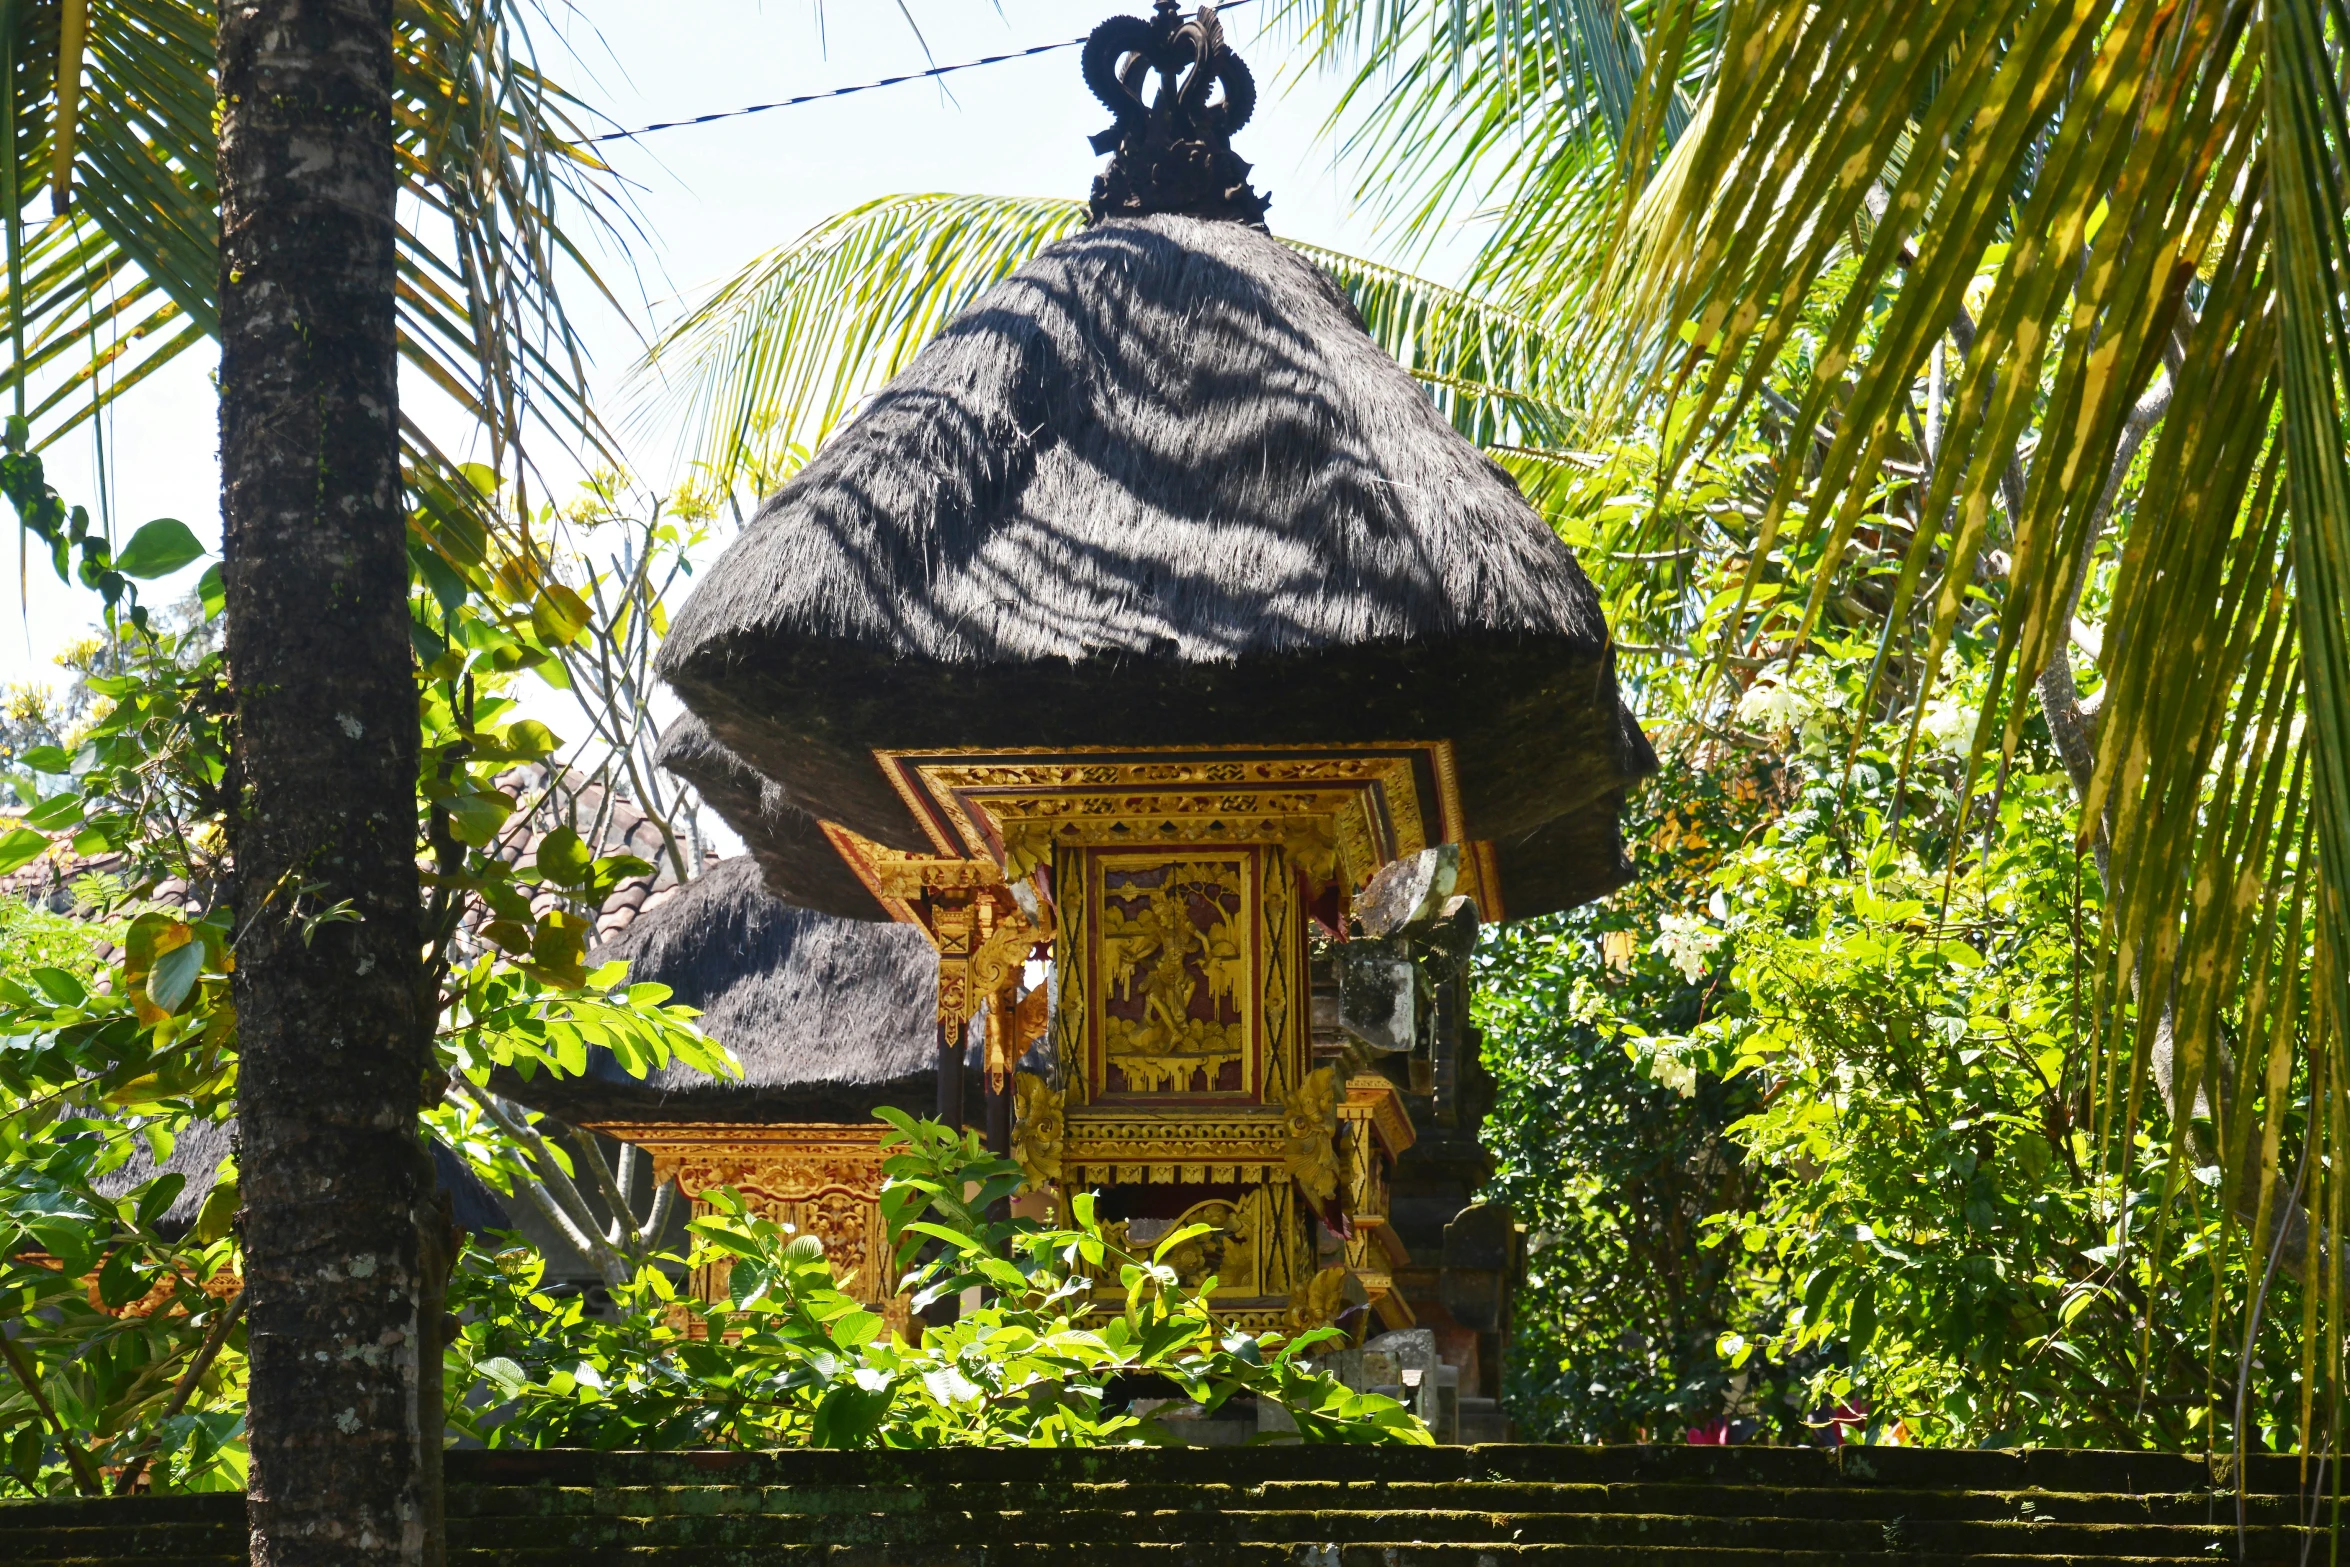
[509,1,1654,1419]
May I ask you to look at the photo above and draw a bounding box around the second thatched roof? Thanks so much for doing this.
[661,212,1653,920]
[492,856,942,1125]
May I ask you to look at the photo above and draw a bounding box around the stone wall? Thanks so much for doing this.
[1,1442,2330,1563]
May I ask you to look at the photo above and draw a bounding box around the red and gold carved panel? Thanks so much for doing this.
[588,1122,895,1308]
[1091,851,1258,1099]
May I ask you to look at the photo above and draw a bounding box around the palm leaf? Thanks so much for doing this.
[1545,0,2350,1453]
[0,0,620,506]
[1263,0,1709,267]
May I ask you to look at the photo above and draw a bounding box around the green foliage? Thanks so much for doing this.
[1490,617,2327,1451]
[446,1112,1430,1450]
[1477,743,1779,1442]
[0,448,733,1496]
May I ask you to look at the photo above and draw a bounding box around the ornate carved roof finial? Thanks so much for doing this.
[1082,3,1269,227]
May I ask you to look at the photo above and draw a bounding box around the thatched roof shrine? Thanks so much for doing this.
[660,207,1652,922]
[493,856,942,1126]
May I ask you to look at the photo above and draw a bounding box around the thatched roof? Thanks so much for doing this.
[97,1117,509,1237]
[656,715,883,921]
[660,213,1652,921]
[492,856,942,1125]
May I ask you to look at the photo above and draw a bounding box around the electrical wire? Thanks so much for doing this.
[583,0,1257,147]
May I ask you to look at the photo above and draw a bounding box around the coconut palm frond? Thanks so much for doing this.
[1590,0,2346,1432]
[631,194,1092,496]
[0,0,620,497]
[1262,0,1712,259]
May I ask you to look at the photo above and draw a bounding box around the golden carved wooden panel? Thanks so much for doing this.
[1093,851,1256,1098]
[587,1122,895,1306]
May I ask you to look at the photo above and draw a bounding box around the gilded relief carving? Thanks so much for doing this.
[1260,845,1296,1101]
[875,747,1454,894]
[1011,1071,1065,1186]
[995,798,1343,885]
[824,743,1475,1334]
[1058,1109,1288,1184]
[1280,1065,1341,1203]
[1160,1192,1261,1295]
[1097,856,1252,1094]
[1053,844,1090,1106]
[591,1123,895,1307]
[1287,1263,1354,1332]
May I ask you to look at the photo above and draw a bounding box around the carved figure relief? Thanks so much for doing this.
[1097,855,1252,1094]
[1160,1191,1261,1296]
[1281,1064,1341,1202]
[1011,1071,1066,1186]
[598,1124,895,1307]
[1287,1263,1354,1332]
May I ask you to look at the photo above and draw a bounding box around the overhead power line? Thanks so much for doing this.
[584,0,1257,147]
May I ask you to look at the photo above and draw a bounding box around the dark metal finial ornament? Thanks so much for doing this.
[1082,3,1269,226]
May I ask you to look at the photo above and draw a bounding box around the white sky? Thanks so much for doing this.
[3,1,1481,702]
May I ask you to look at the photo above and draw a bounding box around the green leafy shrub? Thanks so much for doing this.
[446,1110,1431,1449]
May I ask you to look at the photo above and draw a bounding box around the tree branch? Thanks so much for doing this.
[563,1123,640,1254]
[0,1332,104,1496]
[450,1075,631,1288]
[112,1290,245,1494]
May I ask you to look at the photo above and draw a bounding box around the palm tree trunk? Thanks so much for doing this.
[217,1,432,1562]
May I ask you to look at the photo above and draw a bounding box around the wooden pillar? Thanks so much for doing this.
[984,1073,1012,1158]
[935,1020,965,1132]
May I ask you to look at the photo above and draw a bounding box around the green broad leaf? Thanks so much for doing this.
[112,517,206,579]
[475,1356,529,1397]
[409,540,469,615]
[23,794,83,830]
[531,582,591,645]
[18,745,71,775]
[810,1379,893,1449]
[146,940,205,1015]
[500,720,560,758]
[98,1246,148,1308]
[29,1216,97,1279]
[446,791,514,849]
[28,967,88,1008]
[193,1168,239,1243]
[135,1172,188,1230]
[588,854,654,895]
[198,563,226,620]
[1151,1222,1216,1264]
[1847,1280,1878,1362]
[0,826,50,875]
[533,825,592,887]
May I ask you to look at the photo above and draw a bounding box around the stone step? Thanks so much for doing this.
[437,1477,2313,1526]
[435,1505,2312,1554]
[0,1521,245,1557]
[437,1443,2316,1497]
[2,1443,2331,1567]
[443,1547,2290,1567]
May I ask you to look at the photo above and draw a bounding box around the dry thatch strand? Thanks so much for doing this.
[662,213,1652,920]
